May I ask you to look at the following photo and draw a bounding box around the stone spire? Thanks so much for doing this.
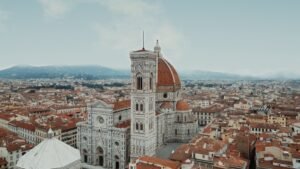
[154,40,161,55]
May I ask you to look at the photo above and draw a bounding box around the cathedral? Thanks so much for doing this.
[77,41,199,169]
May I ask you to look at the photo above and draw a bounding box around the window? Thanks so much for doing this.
[140,104,143,111]
[136,74,143,90]
[136,123,139,130]
[175,129,177,135]
[163,93,168,98]
[177,116,180,122]
[136,104,139,111]
[188,129,190,135]
[140,123,144,131]
[97,116,104,124]
[150,73,153,90]
[118,115,122,121]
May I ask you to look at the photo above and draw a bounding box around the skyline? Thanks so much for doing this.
[0,0,300,76]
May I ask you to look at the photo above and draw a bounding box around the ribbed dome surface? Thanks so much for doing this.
[176,100,190,111]
[157,57,181,92]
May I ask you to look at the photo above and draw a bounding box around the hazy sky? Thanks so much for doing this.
[0,0,299,75]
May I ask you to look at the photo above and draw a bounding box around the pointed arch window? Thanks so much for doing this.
[136,104,139,111]
[136,73,143,90]
[136,123,139,130]
[140,123,144,131]
[140,104,143,112]
[150,73,153,90]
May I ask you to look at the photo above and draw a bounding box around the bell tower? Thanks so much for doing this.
[129,41,158,160]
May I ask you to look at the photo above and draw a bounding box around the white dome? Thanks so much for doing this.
[16,137,81,169]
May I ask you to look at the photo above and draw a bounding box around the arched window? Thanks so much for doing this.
[150,73,153,90]
[136,123,139,130]
[140,123,144,131]
[83,149,88,163]
[136,73,143,90]
[177,116,180,122]
[136,104,139,111]
[96,147,104,166]
[140,104,143,111]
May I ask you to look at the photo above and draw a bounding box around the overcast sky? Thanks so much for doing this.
[0,0,299,76]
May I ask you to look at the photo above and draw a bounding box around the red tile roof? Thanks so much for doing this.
[0,158,7,166]
[115,120,131,128]
[113,100,131,111]
[160,102,173,109]
[138,156,181,169]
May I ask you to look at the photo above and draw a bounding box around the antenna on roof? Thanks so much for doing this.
[142,31,145,50]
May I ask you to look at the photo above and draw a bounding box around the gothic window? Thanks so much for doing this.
[140,123,144,131]
[175,129,177,135]
[136,123,139,130]
[136,104,139,111]
[177,116,180,122]
[140,104,143,112]
[115,156,120,169]
[150,73,153,90]
[96,147,104,166]
[136,73,143,90]
[83,149,88,163]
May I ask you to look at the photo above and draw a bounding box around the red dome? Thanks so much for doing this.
[176,100,190,111]
[157,57,181,92]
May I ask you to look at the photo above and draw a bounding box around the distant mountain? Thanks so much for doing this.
[0,65,129,79]
[179,70,256,80]
[0,65,299,80]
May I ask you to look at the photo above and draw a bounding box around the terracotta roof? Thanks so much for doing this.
[157,57,181,92]
[9,120,36,132]
[137,163,160,169]
[0,113,15,121]
[138,156,181,169]
[113,100,131,111]
[176,100,190,111]
[0,158,7,165]
[115,120,131,128]
[160,102,173,109]
[134,48,149,52]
